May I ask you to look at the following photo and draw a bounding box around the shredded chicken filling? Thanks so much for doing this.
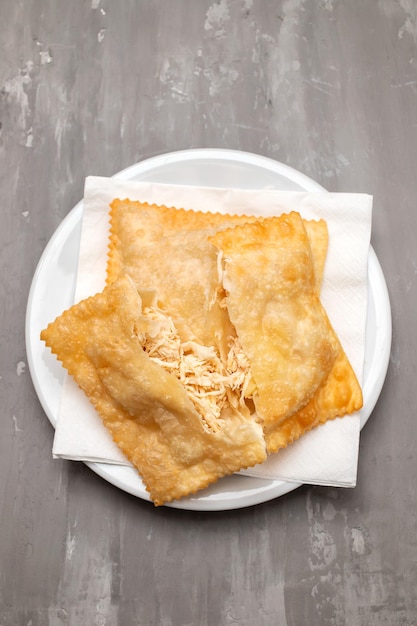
[137,305,254,430]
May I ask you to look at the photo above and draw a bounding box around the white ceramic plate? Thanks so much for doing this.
[25,149,392,511]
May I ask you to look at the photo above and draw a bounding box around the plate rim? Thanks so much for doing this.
[25,148,392,511]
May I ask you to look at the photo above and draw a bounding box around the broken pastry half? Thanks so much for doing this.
[209,212,363,453]
[41,274,267,505]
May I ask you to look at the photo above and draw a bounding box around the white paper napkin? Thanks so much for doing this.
[52,176,372,487]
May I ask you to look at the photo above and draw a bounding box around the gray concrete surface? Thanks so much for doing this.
[1,1,415,624]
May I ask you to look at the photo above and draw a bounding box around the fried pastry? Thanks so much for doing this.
[42,198,362,503]
[41,274,266,505]
[265,349,363,452]
[107,200,258,357]
[107,200,329,359]
[209,212,362,452]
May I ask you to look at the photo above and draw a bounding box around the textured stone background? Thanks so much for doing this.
[1,1,416,624]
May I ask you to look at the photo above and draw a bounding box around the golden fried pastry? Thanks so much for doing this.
[107,200,258,357]
[209,212,339,426]
[303,219,329,290]
[209,212,362,452]
[265,349,363,452]
[42,198,362,504]
[107,200,329,359]
[41,274,266,505]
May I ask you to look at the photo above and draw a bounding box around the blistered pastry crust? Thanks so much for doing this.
[41,275,266,505]
[41,200,363,503]
[209,212,363,453]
